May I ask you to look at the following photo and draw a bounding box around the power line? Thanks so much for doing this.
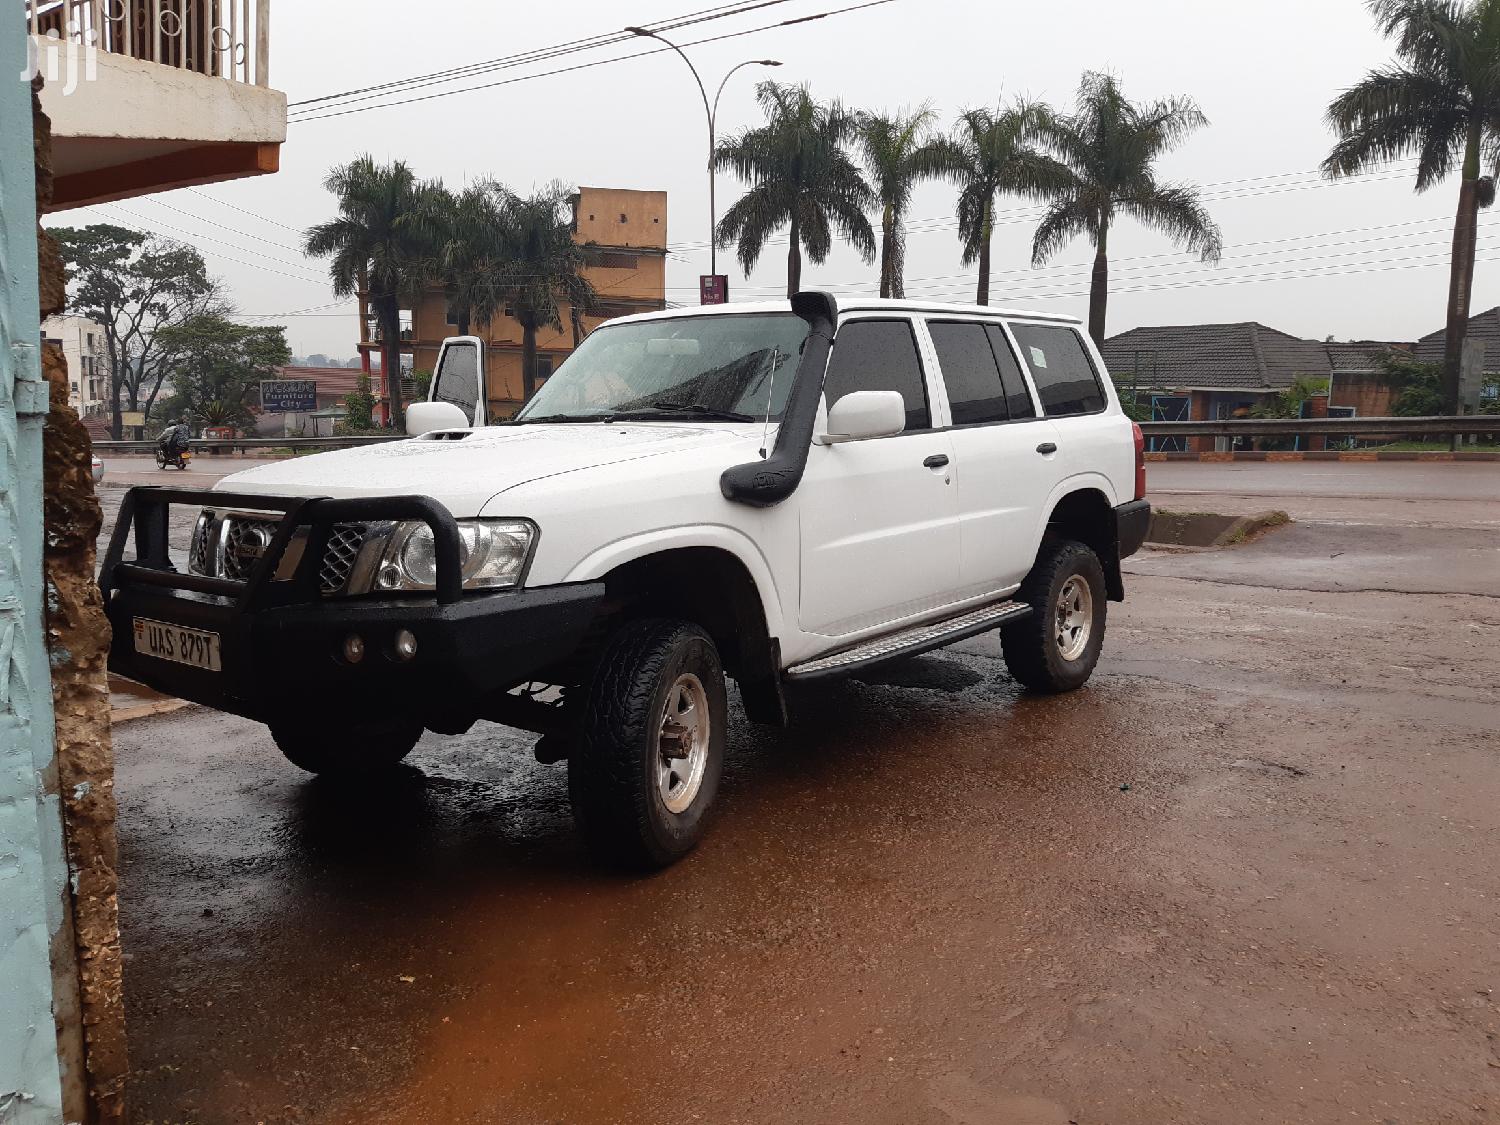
[287,0,799,114]
[91,204,330,286]
[182,186,306,236]
[287,0,899,124]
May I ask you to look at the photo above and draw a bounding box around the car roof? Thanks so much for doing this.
[604,297,1084,328]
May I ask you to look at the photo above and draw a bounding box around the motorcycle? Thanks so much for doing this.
[155,443,193,471]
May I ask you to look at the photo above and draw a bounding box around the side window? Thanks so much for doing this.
[928,321,1009,426]
[984,325,1038,420]
[823,319,930,431]
[1007,323,1106,417]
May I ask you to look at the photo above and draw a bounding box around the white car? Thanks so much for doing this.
[102,294,1150,868]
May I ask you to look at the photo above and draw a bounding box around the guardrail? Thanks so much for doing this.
[1139,415,1498,438]
[93,435,406,455]
[91,416,1499,456]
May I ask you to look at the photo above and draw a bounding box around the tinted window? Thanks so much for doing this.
[824,319,930,431]
[1007,324,1106,417]
[985,325,1038,420]
[928,321,1009,425]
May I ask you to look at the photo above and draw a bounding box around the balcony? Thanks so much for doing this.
[26,0,287,210]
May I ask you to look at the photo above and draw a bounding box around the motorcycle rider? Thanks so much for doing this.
[157,417,192,461]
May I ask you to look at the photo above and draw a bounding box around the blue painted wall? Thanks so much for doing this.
[0,19,67,1125]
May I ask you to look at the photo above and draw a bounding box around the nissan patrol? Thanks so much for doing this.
[102,293,1151,868]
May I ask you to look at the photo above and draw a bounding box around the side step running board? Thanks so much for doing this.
[785,600,1032,681]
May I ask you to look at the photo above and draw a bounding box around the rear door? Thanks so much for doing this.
[1007,321,1130,498]
[797,317,960,637]
[924,318,1060,594]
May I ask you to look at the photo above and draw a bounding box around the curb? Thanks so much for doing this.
[1143,450,1500,463]
[110,697,195,725]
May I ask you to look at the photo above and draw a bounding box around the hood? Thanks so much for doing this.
[217,423,757,514]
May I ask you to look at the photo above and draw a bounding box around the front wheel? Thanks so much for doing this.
[154,449,168,470]
[568,619,727,869]
[1001,539,1107,693]
[270,717,423,778]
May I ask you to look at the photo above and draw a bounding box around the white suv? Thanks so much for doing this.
[103,293,1150,868]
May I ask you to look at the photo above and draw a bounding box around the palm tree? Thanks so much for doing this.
[856,105,951,298]
[1032,72,1223,344]
[434,181,512,337]
[306,157,441,425]
[715,81,876,297]
[496,185,597,403]
[932,101,1070,306]
[1324,0,1500,414]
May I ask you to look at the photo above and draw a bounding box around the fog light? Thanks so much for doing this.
[394,629,418,662]
[343,634,365,664]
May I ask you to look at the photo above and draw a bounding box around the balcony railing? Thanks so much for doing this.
[25,0,270,86]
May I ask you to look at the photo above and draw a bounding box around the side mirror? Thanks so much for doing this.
[819,390,906,444]
[406,400,471,435]
[429,336,486,427]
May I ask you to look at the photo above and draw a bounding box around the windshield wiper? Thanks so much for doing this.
[633,402,758,422]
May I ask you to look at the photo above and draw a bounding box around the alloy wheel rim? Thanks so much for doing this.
[1055,575,1093,662]
[657,673,710,815]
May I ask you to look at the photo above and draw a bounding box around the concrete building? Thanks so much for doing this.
[356,186,668,417]
[41,313,109,418]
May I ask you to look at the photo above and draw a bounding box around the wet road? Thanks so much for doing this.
[109,466,1500,1124]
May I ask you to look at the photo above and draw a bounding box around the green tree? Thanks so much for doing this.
[496,185,597,403]
[1380,353,1447,415]
[342,372,376,432]
[53,224,219,438]
[433,181,513,337]
[715,81,876,297]
[855,105,950,298]
[1032,72,1223,344]
[929,101,1069,306]
[1324,0,1500,415]
[153,314,291,433]
[305,156,442,427]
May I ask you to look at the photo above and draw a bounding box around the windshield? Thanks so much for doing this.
[515,313,809,423]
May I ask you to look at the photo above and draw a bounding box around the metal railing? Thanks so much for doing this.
[93,435,405,455]
[1139,416,1499,438]
[25,0,270,86]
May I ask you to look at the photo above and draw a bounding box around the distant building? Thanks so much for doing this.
[41,314,109,419]
[356,186,668,419]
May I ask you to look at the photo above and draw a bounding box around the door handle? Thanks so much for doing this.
[923,454,950,469]
[1035,442,1058,455]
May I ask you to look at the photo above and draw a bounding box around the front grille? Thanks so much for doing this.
[318,523,369,594]
[187,511,372,594]
[221,516,280,582]
[189,513,213,576]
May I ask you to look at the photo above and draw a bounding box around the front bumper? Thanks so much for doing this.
[101,487,604,724]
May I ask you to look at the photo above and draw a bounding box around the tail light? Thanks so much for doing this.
[1131,421,1146,500]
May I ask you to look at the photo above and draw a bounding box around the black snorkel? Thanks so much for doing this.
[719,290,838,507]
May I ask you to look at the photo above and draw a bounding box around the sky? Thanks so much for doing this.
[51,0,1500,359]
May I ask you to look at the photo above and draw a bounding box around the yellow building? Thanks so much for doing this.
[357,186,668,417]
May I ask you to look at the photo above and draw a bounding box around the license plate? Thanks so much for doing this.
[133,618,221,671]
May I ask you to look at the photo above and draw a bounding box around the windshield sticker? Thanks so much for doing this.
[1030,346,1048,369]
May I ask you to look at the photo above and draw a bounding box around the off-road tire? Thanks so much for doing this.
[1001,539,1107,693]
[568,618,727,870]
[270,718,423,777]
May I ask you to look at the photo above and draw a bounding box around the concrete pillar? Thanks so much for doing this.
[1188,390,1212,454]
[0,26,72,1124]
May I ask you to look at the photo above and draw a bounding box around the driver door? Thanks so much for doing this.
[430,336,487,426]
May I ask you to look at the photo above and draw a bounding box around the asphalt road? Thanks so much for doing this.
[106,462,1500,1124]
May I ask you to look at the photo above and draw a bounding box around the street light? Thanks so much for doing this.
[626,26,780,290]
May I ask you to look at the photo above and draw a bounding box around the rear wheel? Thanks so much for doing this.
[568,618,727,869]
[270,718,423,777]
[1001,539,1107,693]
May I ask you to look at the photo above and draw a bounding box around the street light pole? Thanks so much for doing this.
[626,27,779,286]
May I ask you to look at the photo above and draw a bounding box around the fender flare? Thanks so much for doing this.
[562,524,787,641]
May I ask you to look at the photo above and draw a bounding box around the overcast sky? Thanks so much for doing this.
[55,0,1500,358]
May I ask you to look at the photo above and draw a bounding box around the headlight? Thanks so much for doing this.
[374,519,536,592]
